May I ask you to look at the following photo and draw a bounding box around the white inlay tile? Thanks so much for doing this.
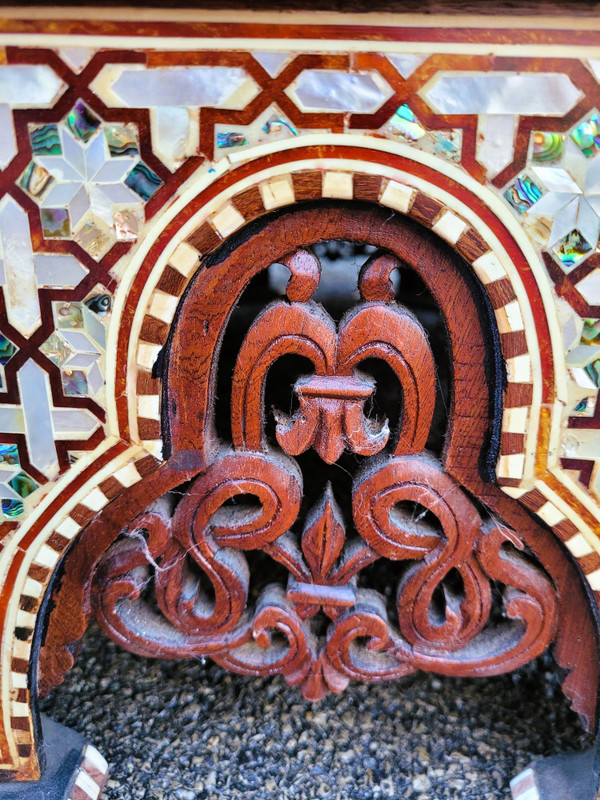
[476,115,516,177]
[566,533,594,558]
[432,210,467,243]
[386,54,429,79]
[260,177,295,210]
[322,171,353,200]
[473,251,506,284]
[211,204,246,237]
[108,66,258,109]
[0,65,65,106]
[423,72,581,116]
[379,181,415,213]
[289,69,392,114]
[252,51,291,78]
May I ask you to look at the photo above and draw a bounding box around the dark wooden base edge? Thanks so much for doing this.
[0,714,108,799]
[511,745,599,800]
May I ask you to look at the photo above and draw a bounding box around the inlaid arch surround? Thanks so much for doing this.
[3,141,600,780]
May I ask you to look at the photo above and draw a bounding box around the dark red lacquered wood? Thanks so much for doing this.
[39,204,599,729]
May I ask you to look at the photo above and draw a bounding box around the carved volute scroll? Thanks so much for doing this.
[83,203,563,702]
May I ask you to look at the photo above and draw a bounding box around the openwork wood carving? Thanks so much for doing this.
[85,204,560,701]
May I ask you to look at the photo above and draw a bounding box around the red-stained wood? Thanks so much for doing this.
[39,203,600,728]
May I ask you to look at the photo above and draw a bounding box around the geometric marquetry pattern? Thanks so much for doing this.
[0,41,597,537]
[0,42,598,530]
[0,13,599,787]
[8,449,158,766]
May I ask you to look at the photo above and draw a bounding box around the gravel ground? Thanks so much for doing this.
[42,623,594,800]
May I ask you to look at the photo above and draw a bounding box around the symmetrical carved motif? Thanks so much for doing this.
[90,216,559,700]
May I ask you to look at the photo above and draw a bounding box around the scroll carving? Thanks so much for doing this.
[90,229,559,701]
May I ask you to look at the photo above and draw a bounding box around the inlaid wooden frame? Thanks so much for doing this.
[0,11,599,785]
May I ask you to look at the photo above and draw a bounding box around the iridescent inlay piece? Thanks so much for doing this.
[41,332,73,367]
[216,132,247,148]
[30,124,61,156]
[585,359,600,387]
[503,175,543,214]
[107,66,257,109]
[0,335,17,365]
[62,369,88,397]
[65,99,100,142]
[0,444,19,465]
[2,499,23,518]
[19,162,52,197]
[41,207,70,238]
[55,302,84,329]
[388,104,426,141]
[124,161,161,201]
[423,72,581,116]
[113,208,140,240]
[73,220,113,260]
[290,69,392,114]
[532,131,564,162]
[571,115,600,157]
[552,229,594,268]
[104,123,139,157]
[9,471,37,498]
[423,130,461,161]
[582,320,600,345]
[84,294,111,316]
[263,116,298,136]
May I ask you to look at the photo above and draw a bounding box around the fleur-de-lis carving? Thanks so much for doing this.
[280,485,375,620]
[274,372,388,464]
[302,482,345,583]
[231,251,436,464]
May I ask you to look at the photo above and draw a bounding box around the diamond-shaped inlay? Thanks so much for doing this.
[19,101,162,258]
[552,229,594,268]
[0,443,39,520]
[503,174,543,214]
[571,114,600,157]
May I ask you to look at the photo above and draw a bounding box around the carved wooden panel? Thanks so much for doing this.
[61,203,561,701]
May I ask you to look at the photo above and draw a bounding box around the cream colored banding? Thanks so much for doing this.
[113,462,142,488]
[120,136,547,483]
[502,407,529,434]
[585,568,600,591]
[566,533,594,558]
[149,291,179,324]
[497,453,525,480]
[322,171,353,200]
[137,343,162,372]
[0,444,146,767]
[10,673,27,690]
[55,517,81,539]
[81,488,109,512]
[534,478,600,554]
[137,395,161,419]
[379,180,415,213]
[169,242,200,276]
[432,210,467,244]
[260,176,295,209]
[211,203,245,237]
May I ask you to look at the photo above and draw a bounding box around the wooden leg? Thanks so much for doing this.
[0,715,108,800]
[511,741,600,800]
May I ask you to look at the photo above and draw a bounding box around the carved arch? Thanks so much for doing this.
[3,151,595,778]
[38,199,600,731]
